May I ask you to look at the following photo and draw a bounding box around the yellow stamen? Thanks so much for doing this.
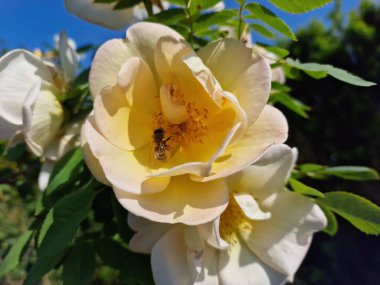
[219,195,254,246]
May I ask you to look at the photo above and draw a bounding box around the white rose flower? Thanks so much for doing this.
[127,144,327,285]
[0,33,81,190]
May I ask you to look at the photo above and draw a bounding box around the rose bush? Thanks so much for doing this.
[127,144,327,285]
[82,22,288,225]
[0,33,81,189]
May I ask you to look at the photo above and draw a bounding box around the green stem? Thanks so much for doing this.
[237,0,246,40]
[143,0,154,17]
[183,0,194,47]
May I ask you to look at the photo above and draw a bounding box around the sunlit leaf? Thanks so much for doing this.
[320,166,380,181]
[289,178,325,198]
[43,148,85,208]
[286,58,376,87]
[146,8,187,25]
[38,187,97,258]
[245,3,297,40]
[190,0,223,14]
[194,10,237,32]
[299,163,326,172]
[270,92,311,118]
[319,205,338,236]
[317,191,380,235]
[258,44,289,58]
[250,23,275,39]
[267,0,333,14]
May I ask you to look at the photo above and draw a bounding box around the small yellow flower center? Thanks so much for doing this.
[219,195,254,246]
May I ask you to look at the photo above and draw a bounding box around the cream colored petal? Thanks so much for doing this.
[83,117,168,194]
[0,49,54,127]
[0,116,21,141]
[89,39,135,97]
[200,105,288,182]
[94,57,159,151]
[198,38,271,125]
[151,225,197,285]
[114,175,229,225]
[227,144,296,201]
[38,160,55,191]
[218,239,287,285]
[241,191,327,277]
[233,193,271,220]
[64,0,137,30]
[198,219,229,250]
[126,22,184,78]
[271,67,286,84]
[127,214,171,254]
[23,82,64,157]
[159,84,188,124]
[194,243,220,285]
[44,121,81,161]
[154,36,221,112]
[59,31,79,82]
[80,118,110,186]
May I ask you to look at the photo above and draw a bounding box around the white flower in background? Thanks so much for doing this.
[0,32,81,190]
[64,0,169,30]
[127,145,327,285]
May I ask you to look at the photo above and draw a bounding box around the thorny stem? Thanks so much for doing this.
[143,0,154,17]
[237,0,246,40]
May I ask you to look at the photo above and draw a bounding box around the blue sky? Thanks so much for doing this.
[0,0,363,52]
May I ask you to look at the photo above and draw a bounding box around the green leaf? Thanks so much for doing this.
[43,148,85,208]
[95,238,154,284]
[63,243,95,285]
[267,0,333,14]
[250,23,275,39]
[245,3,296,40]
[37,210,53,247]
[0,230,33,277]
[320,166,380,181]
[289,178,325,198]
[285,58,376,87]
[194,10,237,33]
[38,187,97,258]
[114,0,142,10]
[299,163,326,172]
[23,248,67,285]
[257,44,289,58]
[189,0,223,14]
[146,8,187,25]
[270,92,311,118]
[317,191,380,235]
[319,205,338,236]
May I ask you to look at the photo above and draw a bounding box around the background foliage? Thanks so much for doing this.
[281,1,380,283]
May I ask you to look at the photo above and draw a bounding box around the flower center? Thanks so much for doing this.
[152,83,209,159]
[219,195,254,245]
